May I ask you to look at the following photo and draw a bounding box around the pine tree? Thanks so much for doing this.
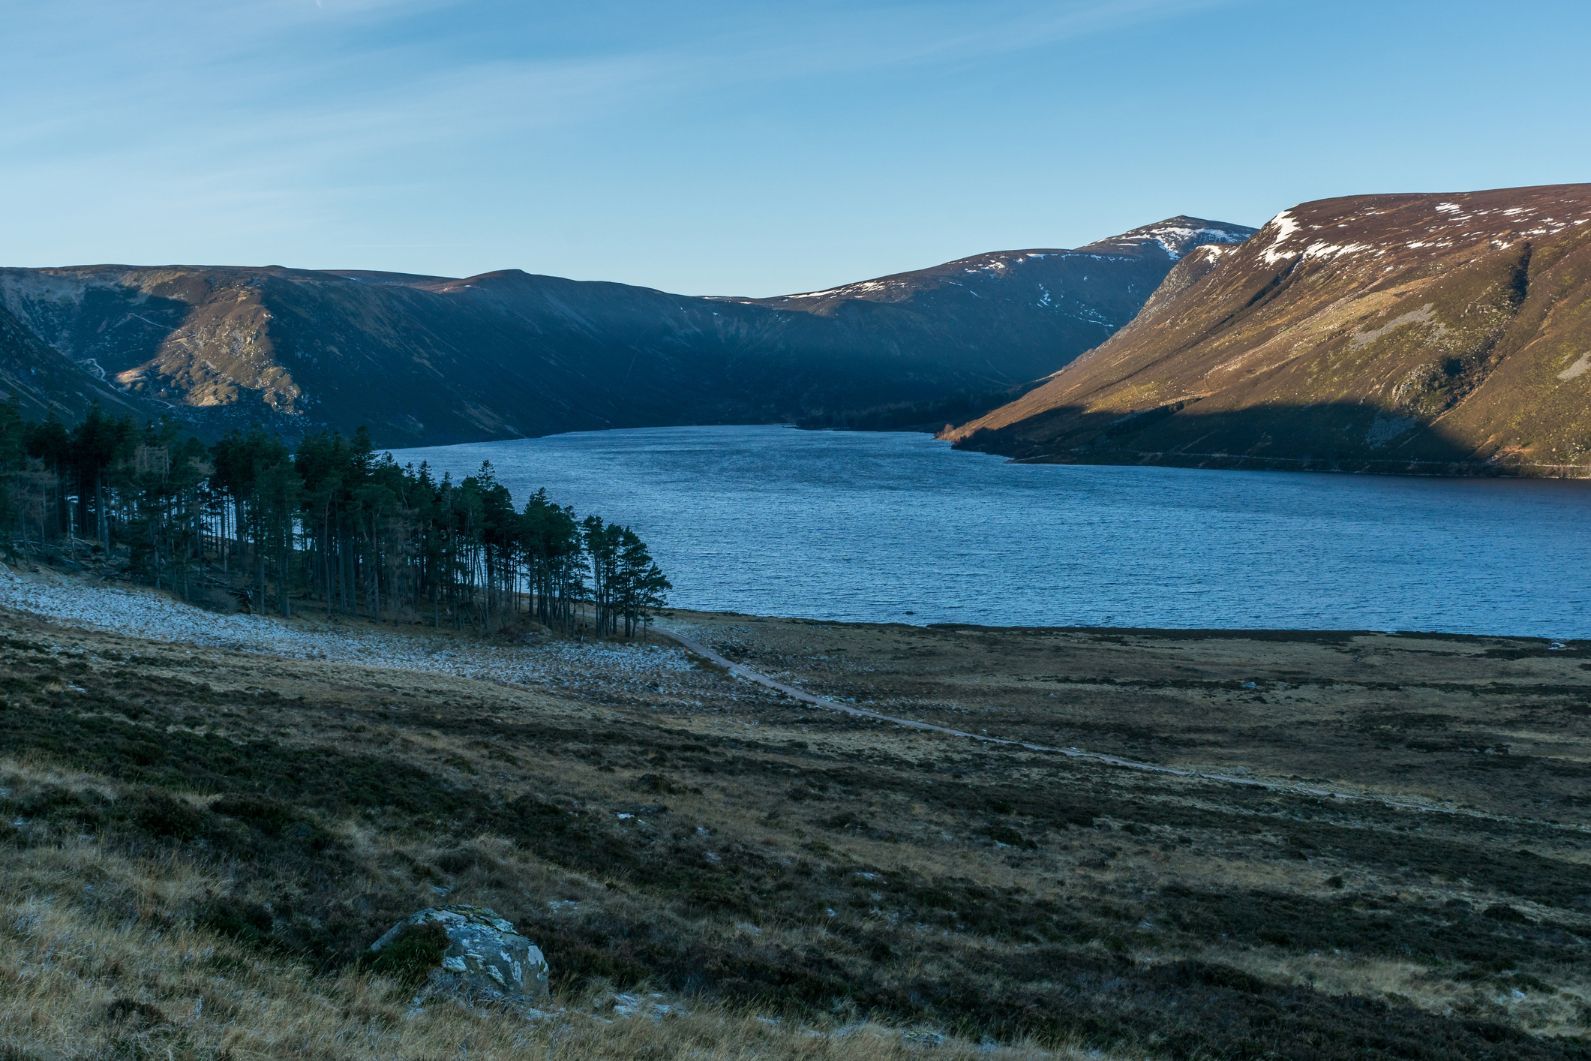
[0,408,668,637]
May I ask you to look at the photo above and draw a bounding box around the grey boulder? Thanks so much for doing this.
[370,905,550,1010]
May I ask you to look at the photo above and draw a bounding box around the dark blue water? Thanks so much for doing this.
[390,425,1591,637]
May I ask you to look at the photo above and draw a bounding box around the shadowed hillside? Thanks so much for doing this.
[0,217,1253,447]
[946,401,1501,476]
[0,302,141,421]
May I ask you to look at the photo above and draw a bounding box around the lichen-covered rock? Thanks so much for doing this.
[370,905,549,1011]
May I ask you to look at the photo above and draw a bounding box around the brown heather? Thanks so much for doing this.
[0,599,1588,1058]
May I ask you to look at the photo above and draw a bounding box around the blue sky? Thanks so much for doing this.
[4,0,1588,295]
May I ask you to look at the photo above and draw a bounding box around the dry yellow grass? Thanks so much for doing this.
[1,846,1060,1059]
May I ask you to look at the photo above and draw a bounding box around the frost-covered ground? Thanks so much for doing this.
[0,564,696,698]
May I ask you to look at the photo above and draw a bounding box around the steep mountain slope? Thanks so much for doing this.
[0,299,142,421]
[0,216,1253,446]
[945,184,1591,476]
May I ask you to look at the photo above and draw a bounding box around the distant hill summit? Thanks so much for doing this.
[732,216,1254,314]
[0,216,1254,446]
[1072,215,1256,260]
[945,184,1591,477]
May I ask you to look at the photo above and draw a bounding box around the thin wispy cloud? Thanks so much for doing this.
[3,0,1237,170]
[7,0,1566,293]
[703,0,1244,77]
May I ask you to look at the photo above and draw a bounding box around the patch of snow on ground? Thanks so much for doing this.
[965,255,1022,274]
[1302,241,1377,261]
[1143,224,1251,259]
[1110,224,1250,261]
[1260,211,1301,265]
[784,279,892,301]
[1558,352,1591,381]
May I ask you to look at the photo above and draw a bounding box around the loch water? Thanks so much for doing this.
[390,425,1591,638]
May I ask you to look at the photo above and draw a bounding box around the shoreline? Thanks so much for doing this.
[394,421,1591,482]
[661,607,1588,647]
[994,445,1591,481]
[2,559,1582,651]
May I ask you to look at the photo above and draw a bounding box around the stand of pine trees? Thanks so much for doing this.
[0,404,670,636]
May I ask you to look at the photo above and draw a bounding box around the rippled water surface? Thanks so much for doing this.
[391,425,1591,636]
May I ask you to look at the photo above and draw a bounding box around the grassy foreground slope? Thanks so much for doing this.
[1,586,1589,1057]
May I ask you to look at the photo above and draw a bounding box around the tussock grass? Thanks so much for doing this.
[3,875,1048,1059]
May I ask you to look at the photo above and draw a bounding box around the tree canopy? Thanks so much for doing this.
[0,403,668,636]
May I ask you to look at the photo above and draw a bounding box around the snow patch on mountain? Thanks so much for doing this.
[961,251,1059,276]
[1134,222,1251,260]
[1259,211,1302,265]
[1302,241,1378,261]
[1256,194,1591,270]
[782,279,894,301]
[1085,218,1256,262]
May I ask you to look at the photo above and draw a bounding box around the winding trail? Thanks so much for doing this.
[655,625,1589,834]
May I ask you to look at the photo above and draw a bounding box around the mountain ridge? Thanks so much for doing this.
[0,216,1255,446]
[728,216,1252,313]
[945,183,1591,477]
